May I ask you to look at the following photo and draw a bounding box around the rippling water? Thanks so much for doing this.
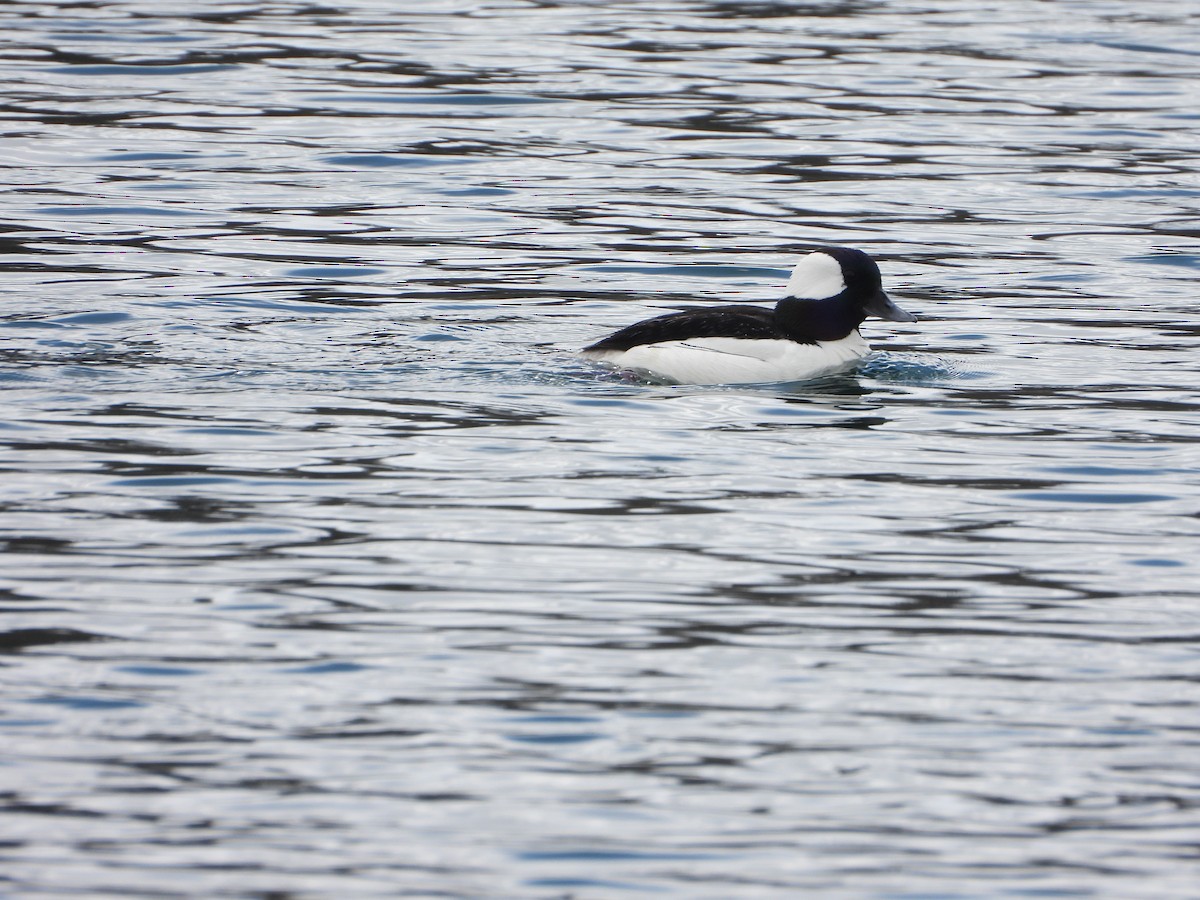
[3,0,1200,896]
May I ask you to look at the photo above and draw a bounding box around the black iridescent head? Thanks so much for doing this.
[786,247,916,323]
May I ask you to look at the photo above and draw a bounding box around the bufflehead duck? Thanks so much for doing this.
[580,246,916,384]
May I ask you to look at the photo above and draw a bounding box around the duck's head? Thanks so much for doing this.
[785,246,917,323]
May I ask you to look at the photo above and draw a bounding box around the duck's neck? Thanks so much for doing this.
[774,296,864,342]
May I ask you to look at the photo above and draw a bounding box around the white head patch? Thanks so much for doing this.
[784,251,846,299]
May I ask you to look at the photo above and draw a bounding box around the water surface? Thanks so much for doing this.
[2,0,1200,896]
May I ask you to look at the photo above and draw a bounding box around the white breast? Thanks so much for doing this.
[581,333,869,385]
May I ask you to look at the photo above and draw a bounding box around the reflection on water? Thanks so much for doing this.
[3,0,1200,896]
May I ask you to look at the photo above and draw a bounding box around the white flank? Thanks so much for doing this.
[581,333,869,385]
[785,251,846,299]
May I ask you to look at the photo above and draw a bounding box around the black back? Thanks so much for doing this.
[584,304,786,353]
[584,296,870,352]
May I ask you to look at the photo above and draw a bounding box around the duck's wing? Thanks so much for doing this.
[584,305,784,353]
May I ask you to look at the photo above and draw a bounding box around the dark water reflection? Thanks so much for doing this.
[3,0,1200,896]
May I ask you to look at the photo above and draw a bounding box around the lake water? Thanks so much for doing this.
[2,0,1199,896]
